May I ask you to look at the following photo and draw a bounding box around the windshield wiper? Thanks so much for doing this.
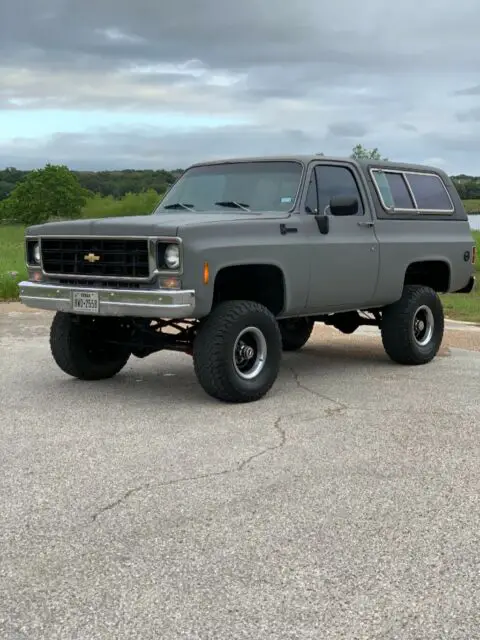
[163,202,196,212]
[214,200,251,212]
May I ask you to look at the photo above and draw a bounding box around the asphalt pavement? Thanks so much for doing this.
[1,307,479,639]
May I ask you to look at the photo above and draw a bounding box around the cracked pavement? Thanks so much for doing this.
[1,307,480,639]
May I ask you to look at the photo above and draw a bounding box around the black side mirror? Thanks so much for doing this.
[330,195,359,216]
[314,215,329,235]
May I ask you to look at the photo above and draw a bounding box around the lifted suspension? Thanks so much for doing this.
[76,315,201,358]
[128,319,200,357]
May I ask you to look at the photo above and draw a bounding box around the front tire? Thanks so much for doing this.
[381,285,444,365]
[50,312,131,380]
[193,300,282,403]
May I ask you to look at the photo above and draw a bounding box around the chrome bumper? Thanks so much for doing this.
[18,281,196,319]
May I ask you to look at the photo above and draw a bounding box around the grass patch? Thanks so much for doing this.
[441,230,480,323]
[442,287,480,323]
[82,190,162,219]
[463,199,480,213]
[0,225,27,300]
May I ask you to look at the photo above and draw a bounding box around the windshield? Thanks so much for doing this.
[155,161,303,213]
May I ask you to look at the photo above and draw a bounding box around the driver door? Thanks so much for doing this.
[303,162,380,311]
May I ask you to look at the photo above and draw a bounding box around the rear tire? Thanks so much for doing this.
[279,317,314,351]
[381,285,444,365]
[50,312,131,380]
[193,300,282,403]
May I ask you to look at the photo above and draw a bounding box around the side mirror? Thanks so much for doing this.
[330,195,359,216]
[314,215,329,235]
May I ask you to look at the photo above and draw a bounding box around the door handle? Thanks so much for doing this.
[280,224,298,235]
[357,221,374,227]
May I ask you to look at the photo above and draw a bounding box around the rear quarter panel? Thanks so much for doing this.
[360,164,475,304]
[372,219,474,304]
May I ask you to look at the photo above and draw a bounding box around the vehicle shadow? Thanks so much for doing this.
[299,339,391,364]
[48,338,399,407]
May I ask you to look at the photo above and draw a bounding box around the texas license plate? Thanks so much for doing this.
[72,291,99,314]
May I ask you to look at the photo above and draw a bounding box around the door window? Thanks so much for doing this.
[305,165,364,215]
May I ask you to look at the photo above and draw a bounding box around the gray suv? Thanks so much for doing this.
[19,155,476,402]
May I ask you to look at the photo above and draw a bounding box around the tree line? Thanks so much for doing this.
[0,167,182,202]
[1,145,480,205]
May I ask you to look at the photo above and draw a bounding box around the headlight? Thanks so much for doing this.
[33,243,41,264]
[164,244,180,269]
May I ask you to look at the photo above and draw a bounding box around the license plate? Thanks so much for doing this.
[72,291,99,314]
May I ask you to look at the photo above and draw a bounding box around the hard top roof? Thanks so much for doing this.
[188,154,446,175]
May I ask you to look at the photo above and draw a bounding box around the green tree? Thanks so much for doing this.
[1,164,90,225]
[350,144,388,161]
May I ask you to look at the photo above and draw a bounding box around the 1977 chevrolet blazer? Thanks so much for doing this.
[19,155,476,402]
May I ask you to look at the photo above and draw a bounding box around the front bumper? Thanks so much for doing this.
[18,281,196,319]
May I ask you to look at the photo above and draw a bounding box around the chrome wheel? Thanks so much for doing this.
[233,326,267,380]
[412,305,434,347]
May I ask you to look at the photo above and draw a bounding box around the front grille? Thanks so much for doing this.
[41,238,150,279]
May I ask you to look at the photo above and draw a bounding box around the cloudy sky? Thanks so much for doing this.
[1,0,480,173]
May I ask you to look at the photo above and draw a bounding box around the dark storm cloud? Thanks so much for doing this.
[0,0,322,70]
[128,72,202,86]
[0,126,323,170]
[454,85,480,96]
[327,122,368,138]
[1,0,480,171]
[2,0,480,74]
[456,107,480,122]
[420,130,480,154]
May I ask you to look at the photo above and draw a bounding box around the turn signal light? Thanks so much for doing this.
[159,277,181,289]
[203,261,209,285]
[472,245,477,264]
[30,270,43,282]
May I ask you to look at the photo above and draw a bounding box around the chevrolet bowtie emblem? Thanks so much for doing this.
[84,253,100,263]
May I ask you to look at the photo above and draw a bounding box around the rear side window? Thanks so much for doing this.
[404,172,453,211]
[371,171,395,208]
[385,172,414,209]
[371,169,453,213]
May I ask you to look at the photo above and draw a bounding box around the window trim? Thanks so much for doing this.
[370,168,454,215]
[304,162,366,216]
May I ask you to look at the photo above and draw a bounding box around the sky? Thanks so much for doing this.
[1,0,480,173]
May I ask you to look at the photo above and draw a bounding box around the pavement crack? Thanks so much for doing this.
[159,470,231,486]
[288,365,349,410]
[91,415,287,522]
[91,484,150,522]
[237,415,286,471]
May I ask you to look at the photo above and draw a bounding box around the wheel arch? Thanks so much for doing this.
[403,259,451,293]
[212,262,287,316]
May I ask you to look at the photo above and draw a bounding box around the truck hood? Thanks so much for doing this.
[27,210,291,237]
